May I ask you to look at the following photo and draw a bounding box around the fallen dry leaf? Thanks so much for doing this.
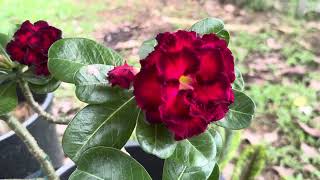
[303,164,318,173]
[266,38,282,50]
[301,143,319,158]
[297,121,320,138]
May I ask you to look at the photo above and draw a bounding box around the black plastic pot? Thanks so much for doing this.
[125,141,164,180]
[0,93,64,178]
[53,142,164,180]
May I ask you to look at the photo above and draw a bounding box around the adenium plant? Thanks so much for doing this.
[0,18,255,180]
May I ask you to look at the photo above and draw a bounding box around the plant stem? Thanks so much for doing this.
[17,78,70,125]
[4,116,59,180]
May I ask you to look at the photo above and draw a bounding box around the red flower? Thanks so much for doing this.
[6,20,62,76]
[107,63,137,89]
[133,30,235,140]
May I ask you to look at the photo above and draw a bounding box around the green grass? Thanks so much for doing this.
[0,0,107,38]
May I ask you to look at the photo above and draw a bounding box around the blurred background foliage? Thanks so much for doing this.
[1,0,319,179]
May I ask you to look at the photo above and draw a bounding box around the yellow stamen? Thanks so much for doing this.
[179,75,193,90]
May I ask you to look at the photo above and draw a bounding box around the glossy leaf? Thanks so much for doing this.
[62,96,139,162]
[0,33,10,59]
[190,17,230,44]
[136,115,177,159]
[0,33,9,48]
[163,158,216,180]
[138,38,157,59]
[23,70,52,85]
[69,147,151,180]
[233,67,244,91]
[208,164,220,180]
[75,64,127,104]
[48,38,123,83]
[0,82,17,115]
[216,90,255,129]
[29,78,61,94]
[208,127,223,159]
[171,131,216,167]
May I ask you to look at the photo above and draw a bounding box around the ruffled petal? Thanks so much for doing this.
[200,34,235,83]
[34,63,50,76]
[222,48,235,83]
[133,65,162,114]
[190,78,234,122]
[34,20,49,30]
[157,49,199,81]
[6,41,26,63]
[24,49,46,65]
[19,20,35,31]
[145,110,162,123]
[196,47,224,83]
[156,30,197,53]
[159,90,207,140]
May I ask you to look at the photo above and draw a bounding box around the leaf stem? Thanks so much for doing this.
[17,78,70,124]
[3,116,59,180]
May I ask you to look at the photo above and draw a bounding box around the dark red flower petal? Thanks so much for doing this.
[13,28,34,46]
[222,48,235,83]
[19,20,34,31]
[133,65,162,113]
[189,78,234,122]
[6,41,26,63]
[107,63,137,89]
[24,49,46,65]
[34,63,50,76]
[157,49,199,81]
[34,20,49,30]
[196,47,224,83]
[156,30,197,53]
[140,49,162,69]
[200,34,235,83]
[42,26,62,41]
[145,110,162,124]
[159,90,208,140]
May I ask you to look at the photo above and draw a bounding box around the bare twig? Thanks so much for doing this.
[17,78,70,125]
[3,116,59,180]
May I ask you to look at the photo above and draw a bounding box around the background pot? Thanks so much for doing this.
[125,141,164,180]
[0,92,64,178]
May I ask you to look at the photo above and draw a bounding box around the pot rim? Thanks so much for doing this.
[0,93,54,141]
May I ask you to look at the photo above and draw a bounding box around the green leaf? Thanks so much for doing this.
[208,127,223,159]
[69,147,151,180]
[171,131,216,167]
[0,82,17,115]
[163,158,216,180]
[48,38,123,83]
[0,33,9,48]
[216,90,255,129]
[29,78,61,94]
[75,64,127,104]
[190,17,230,44]
[208,164,220,180]
[138,38,157,59]
[162,129,220,180]
[232,67,244,91]
[136,115,177,159]
[0,33,10,59]
[62,96,139,162]
[22,70,52,85]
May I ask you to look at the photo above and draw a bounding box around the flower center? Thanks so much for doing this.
[179,75,193,90]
